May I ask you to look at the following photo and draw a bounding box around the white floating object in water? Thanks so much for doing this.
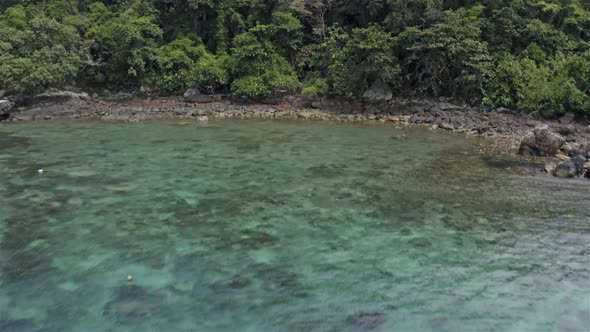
[38,169,44,174]
[127,275,133,282]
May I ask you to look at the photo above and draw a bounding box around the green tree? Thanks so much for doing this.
[384,0,442,34]
[148,36,228,93]
[85,0,163,88]
[398,9,493,98]
[0,0,587,115]
[0,6,81,93]
[327,25,401,96]
[229,29,299,96]
[484,50,589,115]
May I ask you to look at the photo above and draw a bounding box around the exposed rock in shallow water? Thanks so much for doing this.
[345,311,387,330]
[544,162,557,174]
[0,99,14,112]
[237,229,278,249]
[519,125,565,157]
[553,156,586,178]
[0,132,30,152]
[571,155,586,173]
[554,160,577,178]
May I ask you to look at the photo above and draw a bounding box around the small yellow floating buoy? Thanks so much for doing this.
[127,275,133,282]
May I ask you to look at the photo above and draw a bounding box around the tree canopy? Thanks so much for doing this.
[0,0,588,115]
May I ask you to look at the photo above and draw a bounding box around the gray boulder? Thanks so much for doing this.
[184,88,214,103]
[554,160,577,178]
[571,155,586,175]
[519,124,565,157]
[558,112,575,124]
[553,156,586,178]
[363,81,393,101]
[0,99,15,118]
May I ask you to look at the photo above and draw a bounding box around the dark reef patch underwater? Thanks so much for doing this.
[0,120,588,332]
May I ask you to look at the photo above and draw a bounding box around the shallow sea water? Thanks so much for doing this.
[0,120,588,332]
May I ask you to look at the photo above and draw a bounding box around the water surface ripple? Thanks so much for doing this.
[0,120,588,332]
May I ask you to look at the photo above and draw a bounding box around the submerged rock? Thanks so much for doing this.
[345,311,387,330]
[253,263,307,298]
[103,284,163,321]
[399,227,412,236]
[408,237,433,248]
[307,164,345,178]
[441,215,473,232]
[229,275,251,289]
[116,284,148,298]
[519,125,565,157]
[236,229,278,249]
[0,318,35,331]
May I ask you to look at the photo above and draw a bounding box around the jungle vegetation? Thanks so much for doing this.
[0,0,588,115]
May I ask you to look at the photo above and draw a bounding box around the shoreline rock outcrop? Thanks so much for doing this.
[518,124,565,157]
[0,99,15,119]
[2,93,589,181]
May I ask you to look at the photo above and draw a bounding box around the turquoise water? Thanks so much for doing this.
[0,120,588,332]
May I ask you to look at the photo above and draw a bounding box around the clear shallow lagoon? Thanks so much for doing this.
[0,120,588,332]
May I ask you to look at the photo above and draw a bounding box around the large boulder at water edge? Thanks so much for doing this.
[519,124,565,157]
[362,81,393,101]
[0,99,15,118]
[553,156,586,178]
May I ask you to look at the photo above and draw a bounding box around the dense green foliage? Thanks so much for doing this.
[0,0,588,114]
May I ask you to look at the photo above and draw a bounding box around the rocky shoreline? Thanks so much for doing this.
[1,92,589,180]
